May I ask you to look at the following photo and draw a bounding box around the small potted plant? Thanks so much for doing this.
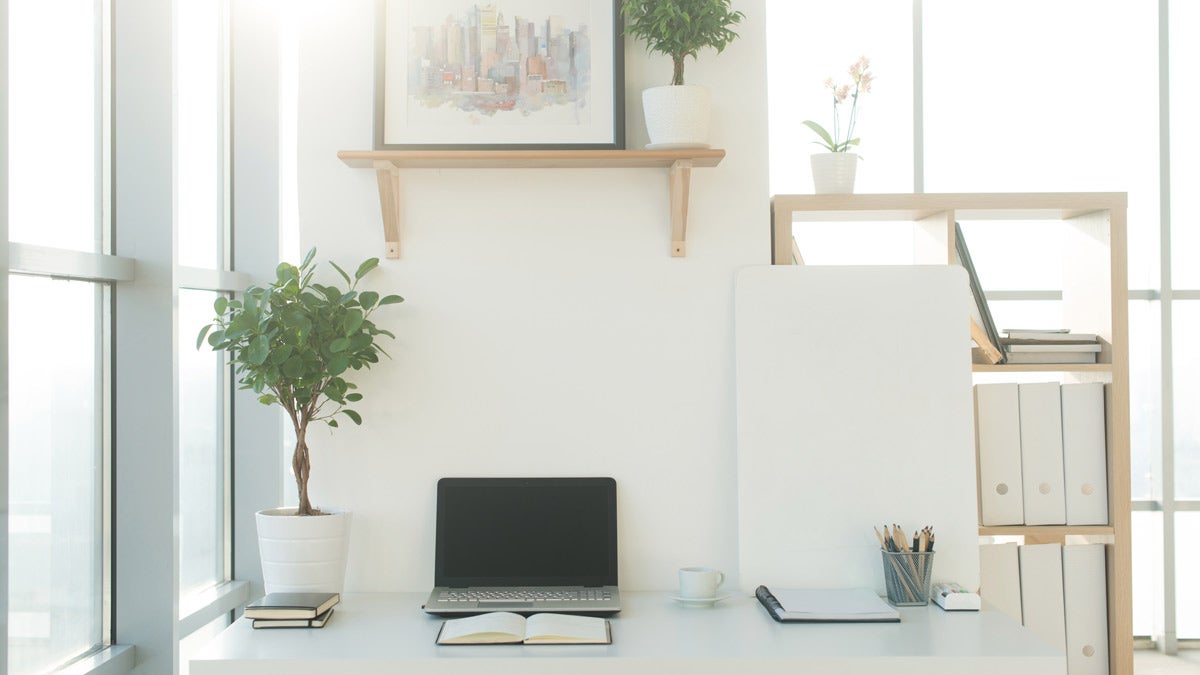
[621,0,745,148]
[803,56,874,194]
[198,247,403,593]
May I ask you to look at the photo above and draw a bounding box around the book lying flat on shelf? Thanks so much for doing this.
[252,607,334,629]
[1003,329,1099,342]
[243,592,340,620]
[1006,343,1101,353]
[755,586,899,623]
[1004,351,1098,364]
[436,612,612,645]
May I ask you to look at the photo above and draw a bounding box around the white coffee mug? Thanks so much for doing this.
[679,566,725,599]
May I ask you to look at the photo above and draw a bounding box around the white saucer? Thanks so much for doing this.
[668,594,731,606]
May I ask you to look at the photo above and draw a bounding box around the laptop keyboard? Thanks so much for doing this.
[439,589,613,603]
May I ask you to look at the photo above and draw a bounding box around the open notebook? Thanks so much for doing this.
[755,586,900,623]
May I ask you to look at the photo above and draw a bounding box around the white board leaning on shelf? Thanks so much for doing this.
[734,266,980,594]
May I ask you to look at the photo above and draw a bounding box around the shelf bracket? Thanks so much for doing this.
[669,159,693,257]
[373,161,402,259]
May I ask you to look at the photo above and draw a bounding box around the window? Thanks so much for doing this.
[7,1,111,672]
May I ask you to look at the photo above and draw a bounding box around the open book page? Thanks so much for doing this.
[523,613,610,645]
[771,588,898,620]
[437,612,527,644]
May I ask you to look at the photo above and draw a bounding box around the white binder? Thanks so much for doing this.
[1019,543,1067,650]
[1063,544,1110,675]
[1062,383,1109,525]
[975,383,1024,526]
[979,542,1022,625]
[1019,383,1066,525]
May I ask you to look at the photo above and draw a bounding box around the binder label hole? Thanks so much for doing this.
[1082,645,1095,657]
[1039,483,1052,495]
[1082,483,1095,496]
[996,483,1009,495]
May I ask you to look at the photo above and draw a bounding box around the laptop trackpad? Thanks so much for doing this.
[479,601,533,608]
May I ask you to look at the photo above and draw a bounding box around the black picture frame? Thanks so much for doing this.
[374,0,625,150]
[954,222,1006,364]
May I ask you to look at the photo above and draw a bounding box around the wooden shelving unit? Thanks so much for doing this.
[338,149,725,259]
[772,192,1131,675]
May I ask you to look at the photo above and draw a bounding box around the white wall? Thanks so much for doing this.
[293,0,768,592]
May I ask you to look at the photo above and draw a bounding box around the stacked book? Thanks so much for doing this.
[1000,329,1101,364]
[244,592,339,629]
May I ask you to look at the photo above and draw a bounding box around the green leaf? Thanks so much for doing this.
[359,291,379,310]
[281,356,305,378]
[214,296,229,315]
[346,393,363,402]
[342,310,365,336]
[258,394,278,406]
[354,258,380,281]
[330,337,351,353]
[329,261,352,286]
[342,409,363,425]
[196,324,213,350]
[378,294,405,306]
[326,419,339,428]
[300,247,317,269]
[247,336,271,365]
[802,120,836,151]
[207,329,226,347]
[328,354,349,376]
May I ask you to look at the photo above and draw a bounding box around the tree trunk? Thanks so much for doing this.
[292,430,315,516]
[672,56,685,86]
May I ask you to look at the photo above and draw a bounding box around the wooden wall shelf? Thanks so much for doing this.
[338,149,726,258]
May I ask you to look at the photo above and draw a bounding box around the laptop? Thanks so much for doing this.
[423,477,621,616]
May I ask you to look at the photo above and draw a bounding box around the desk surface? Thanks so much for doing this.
[191,591,1065,675]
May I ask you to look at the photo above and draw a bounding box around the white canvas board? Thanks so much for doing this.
[735,265,979,594]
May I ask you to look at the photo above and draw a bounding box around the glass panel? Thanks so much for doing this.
[1173,301,1200,498]
[1132,511,1163,637]
[7,0,101,252]
[8,275,103,674]
[1129,300,1161,501]
[1177,513,1200,638]
[766,0,913,195]
[176,0,225,270]
[957,221,1061,292]
[179,290,226,597]
[923,1,1160,290]
[1170,0,1200,289]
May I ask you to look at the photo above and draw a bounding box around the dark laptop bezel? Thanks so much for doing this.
[434,477,618,588]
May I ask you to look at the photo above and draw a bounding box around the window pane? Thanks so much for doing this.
[1171,0,1200,288]
[766,0,913,195]
[180,613,230,675]
[7,0,101,252]
[1177,513,1200,638]
[176,0,225,270]
[1132,511,1163,637]
[8,275,103,674]
[179,290,226,597]
[924,1,1160,290]
[1172,301,1200,498]
[1129,300,1161,501]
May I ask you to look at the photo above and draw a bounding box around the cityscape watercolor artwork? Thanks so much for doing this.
[377,0,623,149]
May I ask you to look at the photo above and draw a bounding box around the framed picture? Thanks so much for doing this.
[375,0,625,150]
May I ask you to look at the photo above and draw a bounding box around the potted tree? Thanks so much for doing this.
[621,0,744,148]
[198,248,403,593]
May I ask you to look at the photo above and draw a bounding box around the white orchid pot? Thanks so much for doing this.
[256,507,352,594]
[811,152,859,194]
[642,84,711,149]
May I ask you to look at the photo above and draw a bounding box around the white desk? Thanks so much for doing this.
[191,592,1065,675]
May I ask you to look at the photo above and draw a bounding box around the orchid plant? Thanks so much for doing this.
[803,56,874,154]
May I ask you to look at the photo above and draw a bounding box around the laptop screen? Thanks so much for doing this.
[434,477,618,588]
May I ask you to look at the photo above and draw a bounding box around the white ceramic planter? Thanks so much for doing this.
[811,152,859,194]
[642,84,711,149]
[256,507,352,594]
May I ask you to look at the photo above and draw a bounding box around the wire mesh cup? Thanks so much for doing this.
[881,550,935,606]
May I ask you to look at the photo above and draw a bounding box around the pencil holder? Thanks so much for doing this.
[881,550,934,606]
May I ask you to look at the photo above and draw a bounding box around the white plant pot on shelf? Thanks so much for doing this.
[256,507,352,594]
[642,84,711,149]
[811,152,859,194]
